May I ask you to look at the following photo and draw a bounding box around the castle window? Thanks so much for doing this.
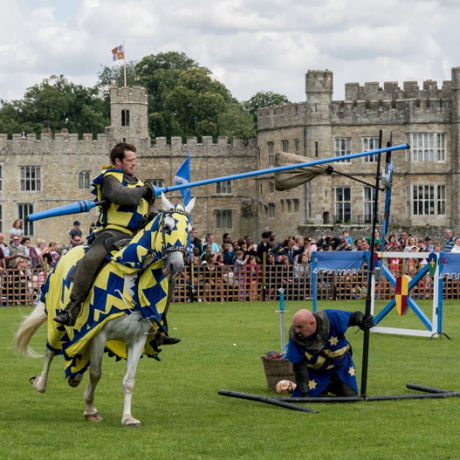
[362,137,379,162]
[79,171,91,190]
[411,185,445,216]
[295,140,300,154]
[334,138,351,163]
[294,199,300,212]
[20,166,41,192]
[216,180,232,194]
[18,203,34,235]
[410,133,445,162]
[269,181,275,193]
[287,200,292,213]
[146,179,164,187]
[260,183,263,194]
[0,205,2,232]
[268,142,274,166]
[0,165,2,191]
[268,203,275,218]
[281,200,284,212]
[315,142,318,157]
[121,110,130,127]
[335,187,351,223]
[363,187,380,224]
[216,210,232,228]
[282,140,289,153]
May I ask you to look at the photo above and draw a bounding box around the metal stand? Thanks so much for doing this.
[275,288,289,352]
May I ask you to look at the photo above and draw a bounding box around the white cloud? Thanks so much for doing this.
[1,0,460,104]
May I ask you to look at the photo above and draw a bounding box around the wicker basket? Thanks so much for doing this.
[260,355,296,392]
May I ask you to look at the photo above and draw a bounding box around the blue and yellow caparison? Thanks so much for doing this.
[41,204,191,380]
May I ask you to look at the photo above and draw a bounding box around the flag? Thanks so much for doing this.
[112,44,124,61]
[174,151,191,206]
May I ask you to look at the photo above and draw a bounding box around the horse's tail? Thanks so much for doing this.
[12,302,47,358]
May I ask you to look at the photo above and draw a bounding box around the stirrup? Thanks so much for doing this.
[54,311,76,326]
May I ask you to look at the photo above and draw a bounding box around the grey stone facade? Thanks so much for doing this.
[2,68,460,247]
[257,68,460,238]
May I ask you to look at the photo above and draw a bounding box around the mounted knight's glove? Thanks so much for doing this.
[349,311,375,330]
[142,181,156,205]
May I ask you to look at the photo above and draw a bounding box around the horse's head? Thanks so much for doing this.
[157,193,195,279]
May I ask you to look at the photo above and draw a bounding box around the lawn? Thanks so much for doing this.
[1,299,459,460]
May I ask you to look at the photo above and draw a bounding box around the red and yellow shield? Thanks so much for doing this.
[395,275,410,315]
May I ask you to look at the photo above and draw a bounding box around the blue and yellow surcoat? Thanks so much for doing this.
[287,309,358,396]
[92,168,148,234]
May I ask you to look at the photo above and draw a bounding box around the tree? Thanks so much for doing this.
[218,104,256,142]
[0,75,109,138]
[244,91,291,122]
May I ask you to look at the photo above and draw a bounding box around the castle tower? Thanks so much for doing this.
[107,86,149,143]
[305,70,333,224]
[450,67,460,224]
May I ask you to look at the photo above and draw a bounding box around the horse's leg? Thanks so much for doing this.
[30,347,55,393]
[82,332,106,422]
[121,334,148,427]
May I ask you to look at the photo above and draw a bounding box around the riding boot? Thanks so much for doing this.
[158,334,181,345]
[54,298,82,326]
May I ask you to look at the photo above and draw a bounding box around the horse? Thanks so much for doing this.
[12,194,195,427]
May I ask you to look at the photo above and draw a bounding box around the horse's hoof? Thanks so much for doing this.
[29,376,37,385]
[122,418,142,427]
[85,412,103,422]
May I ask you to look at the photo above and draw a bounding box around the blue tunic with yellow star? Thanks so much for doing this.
[287,309,358,396]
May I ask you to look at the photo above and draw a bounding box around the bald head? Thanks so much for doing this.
[292,309,317,339]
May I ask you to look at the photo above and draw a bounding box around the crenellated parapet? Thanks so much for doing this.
[0,133,111,155]
[145,136,257,157]
[109,86,148,104]
[344,79,453,102]
[257,102,307,130]
[331,98,452,125]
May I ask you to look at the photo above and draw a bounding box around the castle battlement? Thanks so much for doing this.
[331,97,452,124]
[257,102,307,130]
[146,136,257,157]
[109,86,148,104]
[344,80,453,101]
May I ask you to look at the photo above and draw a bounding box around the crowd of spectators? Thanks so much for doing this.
[0,219,88,305]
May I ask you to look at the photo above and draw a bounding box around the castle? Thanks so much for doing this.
[1,68,459,244]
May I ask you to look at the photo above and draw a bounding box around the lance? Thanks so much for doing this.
[25,143,408,222]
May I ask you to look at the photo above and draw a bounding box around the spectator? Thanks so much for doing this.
[201,233,220,254]
[221,243,234,265]
[280,237,304,264]
[0,233,7,250]
[245,238,258,258]
[234,250,248,300]
[69,234,83,248]
[317,234,341,250]
[269,232,277,244]
[451,237,460,253]
[404,236,417,252]
[232,241,240,253]
[220,233,232,251]
[0,242,5,273]
[385,234,399,250]
[365,229,381,247]
[201,243,213,261]
[190,228,202,250]
[4,235,29,269]
[444,229,455,253]
[68,220,83,242]
[246,255,262,301]
[21,237,39,267]
[361,240,370,251]
[342,230,353,245]
[417,240,427,252]
[398,231,409,248]
[43,242,59,268]
[9,219,24,242]
[353,239,363,251]
[257,232,271,262]
[424,236,433,252]
[433,241,442,254]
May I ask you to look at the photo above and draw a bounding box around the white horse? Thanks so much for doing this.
[12,194,194,426]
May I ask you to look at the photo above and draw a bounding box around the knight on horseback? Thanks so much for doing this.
[54,142,180,344]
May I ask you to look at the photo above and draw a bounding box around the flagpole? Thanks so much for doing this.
[123,39,127,86]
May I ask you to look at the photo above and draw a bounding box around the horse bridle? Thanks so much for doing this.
[144,208,190,262]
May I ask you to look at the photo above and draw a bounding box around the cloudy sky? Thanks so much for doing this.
[1,0,459,104]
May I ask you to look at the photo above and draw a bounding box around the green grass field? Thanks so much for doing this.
[1,299,460,460]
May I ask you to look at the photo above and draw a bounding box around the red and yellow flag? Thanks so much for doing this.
[112,44,124,61]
